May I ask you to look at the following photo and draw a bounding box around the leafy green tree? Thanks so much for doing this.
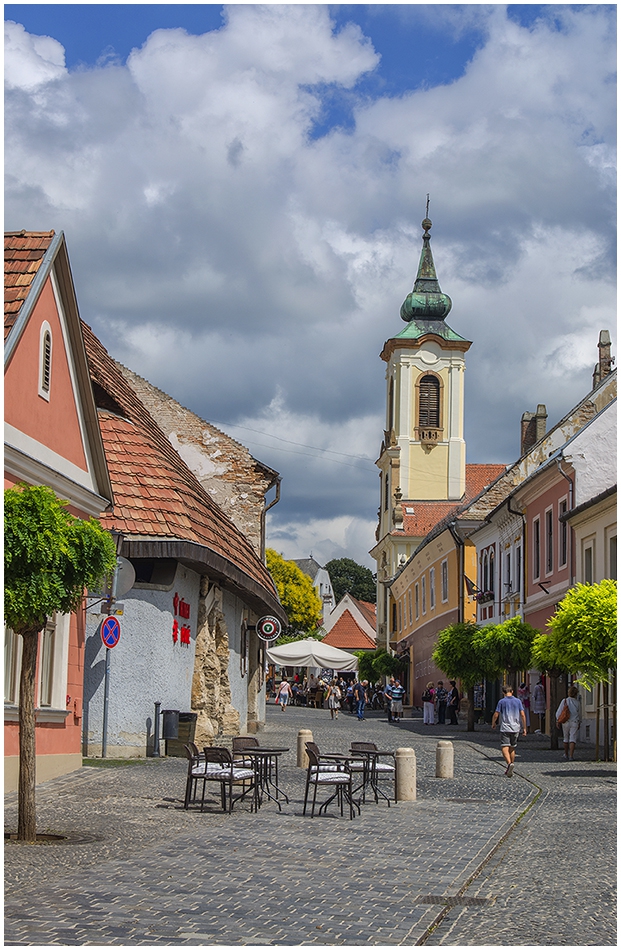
[355,647,403,683]
[266,549,322,635]
[5,485,117,842]
[432,621,490,731]
[533,580,617,686]
[324,557,376,604]
[532,580,617,754]
[479,618,539,689]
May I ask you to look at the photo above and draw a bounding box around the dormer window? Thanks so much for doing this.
[38,322,52,400]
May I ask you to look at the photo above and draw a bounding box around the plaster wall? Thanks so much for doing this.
[83,562,199,757]
[565,402,616,506]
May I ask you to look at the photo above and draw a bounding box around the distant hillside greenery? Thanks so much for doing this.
[325,557,376,604]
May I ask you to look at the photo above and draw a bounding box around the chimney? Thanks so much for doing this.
[520,404,547,456]
[593,329,614,389]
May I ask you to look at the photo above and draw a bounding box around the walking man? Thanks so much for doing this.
[384,676,395,723]
[390,678,405,722]
[447,680,459,725]
[436,681,448,725]
[354,679,368,721]
[492,685,527,777]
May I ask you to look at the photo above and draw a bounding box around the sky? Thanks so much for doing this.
[5,4,616,570]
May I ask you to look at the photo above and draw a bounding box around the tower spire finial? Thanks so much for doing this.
[426,193,430,218]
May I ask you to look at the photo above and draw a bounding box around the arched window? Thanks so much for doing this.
[418,375,440,428]
[39,322,52,400]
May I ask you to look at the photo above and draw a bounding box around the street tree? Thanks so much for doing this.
[479,617,539,689]
[266,549,322,636]
[324,557,376,604]
[355,647,403,683]
[4,484,117,842]
[532,580,617,755]
[432,621,490,731]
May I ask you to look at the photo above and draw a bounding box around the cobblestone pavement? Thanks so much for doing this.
[4,705,616,946]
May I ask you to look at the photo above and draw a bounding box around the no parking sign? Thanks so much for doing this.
[101,616,121,649]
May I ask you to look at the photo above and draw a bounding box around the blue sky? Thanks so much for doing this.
[5,4,616,567]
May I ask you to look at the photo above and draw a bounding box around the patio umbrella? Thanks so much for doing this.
[265,638,358,671]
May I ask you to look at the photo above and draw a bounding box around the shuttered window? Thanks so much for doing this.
[418,375,440,428]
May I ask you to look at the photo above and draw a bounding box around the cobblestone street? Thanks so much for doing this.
[4,705,616,946]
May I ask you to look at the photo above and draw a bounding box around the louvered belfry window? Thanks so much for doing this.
[418,375,440,428]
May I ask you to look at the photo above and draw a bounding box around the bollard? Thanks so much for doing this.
[395,747,417,800]
[436,740,454,778]
[297,729,313,768]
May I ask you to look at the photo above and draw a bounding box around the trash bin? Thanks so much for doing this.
[166,712,197,757]
[162,709,179,740]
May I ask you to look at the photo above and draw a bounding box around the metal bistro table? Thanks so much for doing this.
[316,751,366,811]
[350,746,396,805]
[244,747,290,810]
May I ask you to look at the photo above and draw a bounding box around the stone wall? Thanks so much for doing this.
[117,363,277,555]
[191,579,240,745]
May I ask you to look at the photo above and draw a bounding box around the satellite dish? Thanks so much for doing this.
[112,557,136,599]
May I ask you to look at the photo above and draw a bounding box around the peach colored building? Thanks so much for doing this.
[4,231,113,791]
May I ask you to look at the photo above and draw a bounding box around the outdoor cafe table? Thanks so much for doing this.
[349,747,395,805]
[242,748,290,810]
[314,751,367,809]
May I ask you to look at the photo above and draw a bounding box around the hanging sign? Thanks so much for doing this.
[256,616,282,643]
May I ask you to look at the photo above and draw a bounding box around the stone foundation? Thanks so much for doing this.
[191,580,240,746]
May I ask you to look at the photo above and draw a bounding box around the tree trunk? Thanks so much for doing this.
[18,628,40,842]
[467,684,475,732]
[549,672,561,751]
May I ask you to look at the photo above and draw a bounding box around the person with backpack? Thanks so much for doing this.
[422,682,436,724]
[326,678,342,720]
[435,681,448,725]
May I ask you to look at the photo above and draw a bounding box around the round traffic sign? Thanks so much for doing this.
[101,616,121,649]
[256,615,282,642]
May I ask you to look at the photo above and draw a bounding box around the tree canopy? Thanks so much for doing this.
[5,484,117,636]
[478,618,539,680]
[432,621,489,688]
[4,484,117,842]
[266,549,323,635]
[532,580,617,686]
[355,647,404,682]
[324,557,376,604]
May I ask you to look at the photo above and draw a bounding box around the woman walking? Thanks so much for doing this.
[556,684,582,760]
[326,679,341,720]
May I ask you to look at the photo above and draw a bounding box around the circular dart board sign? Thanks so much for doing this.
[256,616,283,643]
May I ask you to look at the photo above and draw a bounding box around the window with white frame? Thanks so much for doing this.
[505,550,512,593]
[415,583,420,619]
[583,541,594,584]
[38,322,52,400]
[515,545,522,593]
[559,499,568,567]
[421,575,427,614]
[4,628,22,704]
[533,517,541,581]
[408,589,413,625]
[545,507,554,575]
[429,567,435,610]
[489,549,495,594]
[398,600,402,632]
[441,560,448,602]
[609,534,617,581]
[5,613,70,710]
[39,616,57,707]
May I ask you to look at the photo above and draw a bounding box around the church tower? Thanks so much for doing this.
[370,213,471,644]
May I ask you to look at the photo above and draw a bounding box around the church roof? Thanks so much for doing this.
[292,556,323,580]
[322,609,376,651]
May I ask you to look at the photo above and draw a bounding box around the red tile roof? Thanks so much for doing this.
[354,599,377,630]
[4,231,55,340]
[322,610,376,651]
[396,463,507,538]
[82,322,283,618]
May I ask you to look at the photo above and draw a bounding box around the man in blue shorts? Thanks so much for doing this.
[491,685,527,777]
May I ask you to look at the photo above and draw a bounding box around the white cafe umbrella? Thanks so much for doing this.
[266,638,358,671]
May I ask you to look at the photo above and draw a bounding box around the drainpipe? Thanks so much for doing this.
[556,458,574,585]
[261,475,281,561]
[507,498,526,615]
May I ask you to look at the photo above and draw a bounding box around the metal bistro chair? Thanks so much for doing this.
[350,741,397,805]
[303,745,360,820]
[232,736,259,768]
[200,747,256,814]
[183,743,221,809]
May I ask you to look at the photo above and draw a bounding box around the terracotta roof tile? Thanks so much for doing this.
[396,463,506,538]
[355,599,377,629]
[5,231,55,339]
[81,322,279,610]
[323,610,376,650]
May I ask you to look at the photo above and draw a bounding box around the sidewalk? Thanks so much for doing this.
[4,705,616,946]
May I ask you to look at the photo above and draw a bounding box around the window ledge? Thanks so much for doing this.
[4,706,70,723]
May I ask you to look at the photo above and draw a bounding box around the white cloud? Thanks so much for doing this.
[5,20,66,90]
[4,5,616,562]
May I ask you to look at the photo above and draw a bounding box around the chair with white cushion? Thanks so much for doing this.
[303,745,360,819]
[200,746,256,814]
[350,741,396,805]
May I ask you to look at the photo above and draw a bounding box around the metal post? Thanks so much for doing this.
[153,702,161,758]
[102,648,111,758]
